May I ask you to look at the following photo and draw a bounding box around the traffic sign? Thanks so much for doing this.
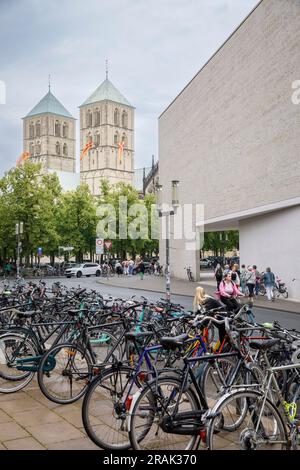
[104,240,112,250]
[95,238,104,255]
[37,247,42,257]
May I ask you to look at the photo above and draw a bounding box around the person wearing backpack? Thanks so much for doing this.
[214,263,223,289]
[263,267,276,301]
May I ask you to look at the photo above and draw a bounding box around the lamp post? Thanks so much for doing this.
[156,180,180,304]
[15,222,23,278]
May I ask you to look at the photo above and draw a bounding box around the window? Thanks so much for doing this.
[122,132,127,147]
[29,142,34,156]
[56,142,61,155]
[122,111,128,128]
[35,141,41,155]
[94,109,100,126]
[87,110,92,127]
[29,122,34,139]
[87,133,92,144]
[55,120,60,137]
[114,108,119,126]
[114,132,119,145]
[63,143,68,156]
[35,121,41,137]
[94,133,100,147]
[62,122,68,138]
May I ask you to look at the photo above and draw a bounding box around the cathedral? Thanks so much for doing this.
[23,75,135,195]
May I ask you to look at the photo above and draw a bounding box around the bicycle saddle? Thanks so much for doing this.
[125,331,153,341]
[160,333,189,350]
[249,338,280,350]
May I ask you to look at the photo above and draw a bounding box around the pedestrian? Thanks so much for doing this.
[218,272,244,313]
[253,265,261,297]
[231,264,240,287]
[193,286,223,313]
[263,267,276,301]
[245,266,256,302]
[128,259,134,275]
[214,263,223,290]
[223,264,230,276]
[4,261,12,278]
[115,260,123,277]
[240,264,248,293]
[138,259,145,280]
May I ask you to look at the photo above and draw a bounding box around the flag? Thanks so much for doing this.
[16,151,30,166]
[118,141,124,163]
[80,141,93,161]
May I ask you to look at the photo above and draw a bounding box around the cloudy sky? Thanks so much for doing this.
[0,0,258,174]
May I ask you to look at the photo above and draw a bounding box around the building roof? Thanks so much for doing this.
[25,90,74,119]
[80,78,132,108]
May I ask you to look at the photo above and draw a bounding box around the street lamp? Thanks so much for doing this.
[156,180,180,304]
[15,222,23,278]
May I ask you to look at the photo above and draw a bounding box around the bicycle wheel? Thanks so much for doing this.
[82,365,140,450]
[89,328,122,364]
[207,390,288,450]
[37,342,93,404]
[129,376,201,450]
[0,332,37,393]
[199,357,245,410]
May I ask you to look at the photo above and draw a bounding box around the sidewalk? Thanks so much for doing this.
[97,272,300,314]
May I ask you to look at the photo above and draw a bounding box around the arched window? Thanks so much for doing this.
[55,120,60,137]
[94,133,100,147]
[35,121,41,137]
[122,132,127,147]
[87,110,92,127]
[114,132,119,145]
[114,108,119,126]
[56,142,61,155]
[122,111,128,128]
[29,122,34,139]
[94,109,100,126]
[63,143,68,156]
[29,142,34,156]
[62,122,68,138]
[35,141,41,155]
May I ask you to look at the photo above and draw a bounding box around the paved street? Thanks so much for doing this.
[0,274,299,450]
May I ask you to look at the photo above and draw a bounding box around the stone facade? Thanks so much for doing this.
[23,99,76,173]
[80,86,134,196]
[159,0,300,299]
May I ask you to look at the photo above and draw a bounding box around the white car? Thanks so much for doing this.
[65,263,101,278]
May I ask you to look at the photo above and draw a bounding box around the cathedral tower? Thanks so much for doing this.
[79,76,134,195]
[23,87,76,173]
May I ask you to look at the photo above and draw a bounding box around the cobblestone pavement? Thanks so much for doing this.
[0,379,99,450]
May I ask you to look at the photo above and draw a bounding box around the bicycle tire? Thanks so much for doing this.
[82,365,140,450]
[207,389,288,450]
[129,375,201,450]
[0,332,37,393]
[37,342,93,404]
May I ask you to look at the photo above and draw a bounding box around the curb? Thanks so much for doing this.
[96,279,300,315]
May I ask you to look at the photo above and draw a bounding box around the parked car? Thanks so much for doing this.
[65,262,101,278]
[200,258,213,269]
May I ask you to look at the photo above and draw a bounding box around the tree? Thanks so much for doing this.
[0,162,62,265]
[57,184,98,262]
[97,181,158,259]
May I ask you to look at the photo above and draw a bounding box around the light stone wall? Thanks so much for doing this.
[159,0,300,288]
[80,100,134,193]
[23,113,76,173]
[239,206,300,301]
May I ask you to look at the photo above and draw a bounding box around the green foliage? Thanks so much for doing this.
[97,180,158,258]
[202,230,239,256]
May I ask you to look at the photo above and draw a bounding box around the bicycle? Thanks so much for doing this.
[185,266,195,282]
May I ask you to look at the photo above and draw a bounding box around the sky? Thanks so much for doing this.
[0,0,259,175]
